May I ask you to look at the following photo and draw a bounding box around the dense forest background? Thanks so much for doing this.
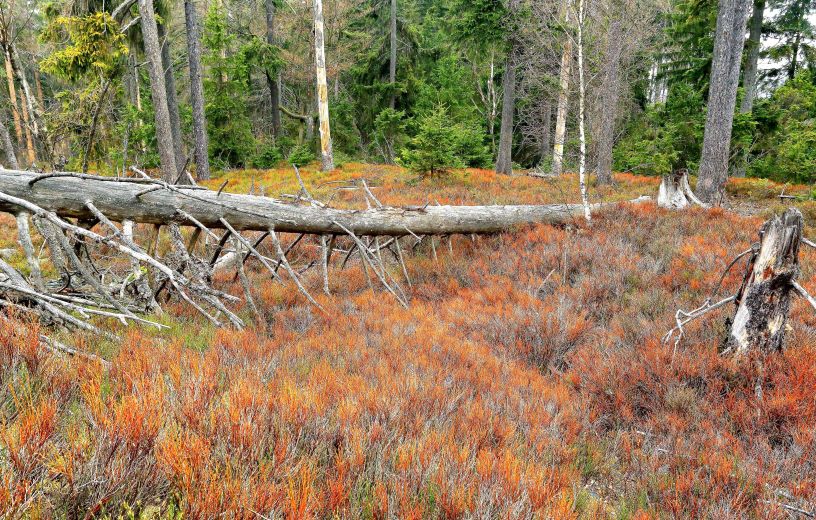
[0,0,814,184]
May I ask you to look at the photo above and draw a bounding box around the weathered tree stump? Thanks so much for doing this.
[728,208,803,354]
[657,172,690,209]
[657,171,709,209]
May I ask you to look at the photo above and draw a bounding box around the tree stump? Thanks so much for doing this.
[728,208,803,354]
[657,172,690,209]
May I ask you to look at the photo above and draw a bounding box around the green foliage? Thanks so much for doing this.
[40,12,128,81]
[614,84,705,175]
[288,144,316,167]
[202,4,256,167]
[398,106,490,175]
[748,72,816,182]
[252,142,284,169]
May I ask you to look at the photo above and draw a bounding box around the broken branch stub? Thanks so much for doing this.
[728,208,803,355]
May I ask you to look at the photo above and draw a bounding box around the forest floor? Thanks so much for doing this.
[2,164,816,518]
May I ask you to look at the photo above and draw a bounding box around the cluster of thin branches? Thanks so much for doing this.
[0,166,438,360]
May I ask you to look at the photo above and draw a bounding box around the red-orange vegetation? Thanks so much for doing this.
[1,169,816,517]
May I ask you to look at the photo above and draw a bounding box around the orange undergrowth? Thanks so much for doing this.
[2,170,816,518]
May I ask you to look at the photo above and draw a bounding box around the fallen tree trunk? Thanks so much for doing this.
[0,169,643,235]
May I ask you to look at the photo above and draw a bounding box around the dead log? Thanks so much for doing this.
[0,168,648,235]
[728,208,803,354]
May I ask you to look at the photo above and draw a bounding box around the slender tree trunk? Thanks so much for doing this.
[595,18,623,185]
[138,0,179,181]
[158,22,186,171]
[4,52,22,150]
[540,101,551,165]
[34,68,45,109]
[265,0,281,136]
[389,0,397,109]
[10,45,46,161]
[185,0,211,180]
[16,79,36,166]
[0,119,18,169]
[313,0,334,171]
[734,0,765,177]
[741,0,764,114]
[81,80,111,173]
[552,0,573,176]
[695,0,752,203]
[576,0,591,222]
[495,0,520,175]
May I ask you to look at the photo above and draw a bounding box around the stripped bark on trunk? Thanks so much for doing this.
[313,0,334,171]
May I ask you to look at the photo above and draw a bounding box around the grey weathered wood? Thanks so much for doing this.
[729,208,803,354]
[551,0,573,177]
[313,0,334,171]
[0,118,18,169]
[0,168,639,236]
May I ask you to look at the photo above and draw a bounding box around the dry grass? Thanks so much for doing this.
[2,166,816,518]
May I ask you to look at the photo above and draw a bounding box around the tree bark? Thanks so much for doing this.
[138,0,179,181]
[3,50,22,153]
[389,0,397,110]
[9,45,46,162]
[740,0,764,114]
[595,17,622,185]
[81,80,111,173]
[158,21,186,171]
[539,102,551,165]
[576,0,590,222]
[265,0,282,136]
[495,0,520,175]
[695,0,752,203]
[0,169,644,235]
[185,0,211,180]
[0,118,18,169]
[313,0,334,171]
[552,0,573,176]
[728,208,802,354]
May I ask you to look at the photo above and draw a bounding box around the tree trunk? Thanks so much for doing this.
[9,45,46,162]
[495,0,520,175]
[740,0,764,114]
[576,0,590,222]
[81,80,111,173]
[595,17,622,185]
[185,0,211,180]
[138,0,179,181]
[552,0,573,176]
[265,0,281,136]
[0,119,18,169]
[389,0,397,110]
[4,51,22,152]
[313,0,334,171]
[695,0,752,203]
[539,102,551,165]
[728,208,802,354]
[158,21,186,171]
[0,169,646,235]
